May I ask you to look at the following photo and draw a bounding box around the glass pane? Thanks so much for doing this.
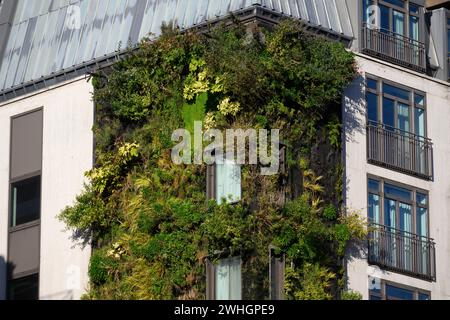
[368,179,379,191]
[414,93,425,106]
[384,0,405,8]
[383,83,410,100]
[418,293,430,300]
[386,284,414,300]
[397,103,410,133]
[414,107,425,137]
[8,274,39,300]
[370,295,382,300]
[215,261,230,300]
[215,257,241,300]
[447,29,450,57]
[367,78,377,90]
[410,15,419,41]
[382,98,395,129]
[379,5,390,32]
[384,183,412,200]
[229,257,242,300]
[393,10,405,36]
[409,4,419,14]
[417,193,428,205]
[369,193,380,224]
[417,207,428,237]
[367,92,378,124]
[216,161,241,204]
[399,203,412,233]
[10,176,41,227]
[384,199,397,229]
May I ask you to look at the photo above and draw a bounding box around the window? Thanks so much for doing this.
[365,76,432,179]
[369,280,430,300]
[367,177,435,280]
[215,160,241,204]
[8,274,39,300]
[206,257,242,300]
[366,76,426,136]
[10,176,41,227]
[368,177,428,236]
[362,0,421,41]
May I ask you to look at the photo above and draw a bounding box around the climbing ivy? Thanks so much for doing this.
[60,20,366,300]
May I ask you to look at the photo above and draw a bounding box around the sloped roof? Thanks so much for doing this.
[0,0,354,98]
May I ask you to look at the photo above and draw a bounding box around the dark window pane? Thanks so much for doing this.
[370,295,382,300]
[385,183,412,200]
[368,179,379,191]
[414,93,425,106]
[409,4,419,14]
[367,92,378,123]
[384,0,405,8]
[382,97,395,129]
[447,29,450,56]
[8,274,39,300]
[417,193,427,205]
[380,5,390,31]
[11,176,41,227]
[386,284,414,300]
[367,78,377,90]
[383,83,410,100]
[418,293,430,300]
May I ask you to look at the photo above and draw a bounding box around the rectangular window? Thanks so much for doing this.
[215,160,241,204]
[366,76,426,136]
[362,0,422,40]
[206,257,242,300]
[369,280,430,300]
[10,176,41,227]
[8,273,39,300]
[367,177,428,234]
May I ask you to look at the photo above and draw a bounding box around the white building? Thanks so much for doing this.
[0,0,449,300]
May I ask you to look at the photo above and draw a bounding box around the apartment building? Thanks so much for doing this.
[0,0,449,300]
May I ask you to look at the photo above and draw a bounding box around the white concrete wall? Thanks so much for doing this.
[344,55,450,300]
[0,77,93,300]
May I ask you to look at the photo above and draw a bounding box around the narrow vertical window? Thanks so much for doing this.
[216,160,241,204]
[207,257,242,300]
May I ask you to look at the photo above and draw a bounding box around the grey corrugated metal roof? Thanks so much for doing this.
[0,0,354,94]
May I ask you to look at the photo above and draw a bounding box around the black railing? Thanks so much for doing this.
[367,123,433,180]
[368,223,436,281]
[362,24,426,72]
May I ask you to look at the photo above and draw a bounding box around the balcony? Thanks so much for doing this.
[368,223,436,281]
[361,24,426,73]
[367,123,433,180]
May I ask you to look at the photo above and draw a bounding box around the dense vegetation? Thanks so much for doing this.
[60,20,366,300]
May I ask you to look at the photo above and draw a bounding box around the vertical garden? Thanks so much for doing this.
[59,20,366,300]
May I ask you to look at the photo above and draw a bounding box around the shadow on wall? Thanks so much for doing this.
[0,256,5,300]
[343,74,366,144]
[0,256,16,300]
[341,73,371,288]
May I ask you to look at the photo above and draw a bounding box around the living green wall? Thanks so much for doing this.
[60,21,366,300]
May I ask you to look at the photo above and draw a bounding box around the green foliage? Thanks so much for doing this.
[285,263,335,300]
[89,249,117,285]
[59,20,362,300]
[341,290,363,300]
[182,92,207,135]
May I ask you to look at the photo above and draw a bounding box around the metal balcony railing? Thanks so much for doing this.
[362,24,426,72]
[367,123,433,180]
[368,223,436,281]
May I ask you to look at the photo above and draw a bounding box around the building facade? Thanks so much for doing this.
[0,0,449,300]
